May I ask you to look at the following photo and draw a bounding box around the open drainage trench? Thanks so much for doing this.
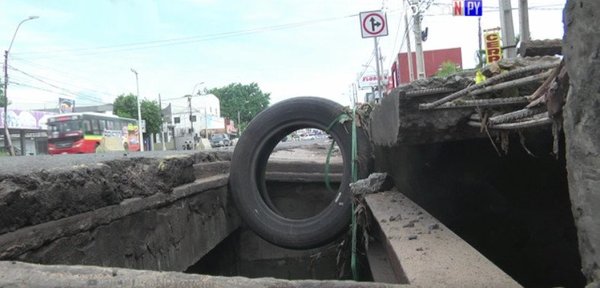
[186,129,361,280]
[375,132,586,287]
[183,130,585,287]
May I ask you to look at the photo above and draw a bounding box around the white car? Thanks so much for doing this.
[299,134,316,141]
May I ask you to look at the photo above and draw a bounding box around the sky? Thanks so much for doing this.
[0,0,565,111]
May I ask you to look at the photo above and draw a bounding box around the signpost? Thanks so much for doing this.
[359,11,388,101]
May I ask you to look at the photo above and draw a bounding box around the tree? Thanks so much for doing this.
[140,99,161,134]
[113,93,161,134]
[435,61,462,77]
[208,83,270,132]
[113,93,138,119]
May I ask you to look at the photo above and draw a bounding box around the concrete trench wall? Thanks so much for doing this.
[0,151,353,285]
[563,0,600,285]
[0,152,239,272]
[371,135,585,287]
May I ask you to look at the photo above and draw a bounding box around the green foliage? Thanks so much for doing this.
[113,93,138,119]
[208,83,270,132]
[140,99,161,134]
[435,61,462,77]
[113,93,162,134]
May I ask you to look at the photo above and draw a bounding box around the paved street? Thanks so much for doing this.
[0,137,334,176]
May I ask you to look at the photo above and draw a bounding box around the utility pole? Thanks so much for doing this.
[373,37,383,100]
[2,51,13,156]
[130,68,144,151]
[3,16,39,156]
[499,0,517,58]
[158,93,166,151]
[411,0,426,79]
[518,0,530,44]
[478,17,484,67]
[186,94,193,134]
[404,12,415,82]
[352,83,358,104]
[204,106,208,140]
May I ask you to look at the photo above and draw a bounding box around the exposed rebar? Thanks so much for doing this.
[419,61,560,110]
[405,87,458,98]
[433,96,530,109]
[488,107,547,125]
[469,112,551,130]
[470,71,550,96]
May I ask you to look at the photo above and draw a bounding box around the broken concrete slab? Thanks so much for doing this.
[370,57,560,146]
[365,191,521,287]
[350,173,393,196]
[519,39,562,57]
[0,261,407,288]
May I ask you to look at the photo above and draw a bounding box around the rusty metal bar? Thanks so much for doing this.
[469,112,551,130]
[432,96,530,109]
[488,106,547,125]
[419,62,560,110]
[470,71,550,96]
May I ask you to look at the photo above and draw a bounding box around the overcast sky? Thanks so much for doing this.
[1,0,565,110]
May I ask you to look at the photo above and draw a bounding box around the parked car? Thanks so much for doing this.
[210,134,231,147]
[299,133,316,141]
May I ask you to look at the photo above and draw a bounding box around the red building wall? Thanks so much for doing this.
[391,47,462,87]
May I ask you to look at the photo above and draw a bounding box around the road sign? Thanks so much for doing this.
[453,0,483,16]
[359,11,388,38]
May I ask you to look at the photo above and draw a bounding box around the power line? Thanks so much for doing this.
[386,12,415,69]
[386,10,407,69]
[9,81,103,104]
[10,56,117,94]
[8,66,105,103]
[8,63,114,98]
[14,13,359,60]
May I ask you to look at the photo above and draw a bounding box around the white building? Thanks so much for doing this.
[167,93,226,138]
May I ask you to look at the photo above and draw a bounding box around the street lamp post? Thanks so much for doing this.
[130,68,144,151]
[190,82,204,138]
[3,16,39,156]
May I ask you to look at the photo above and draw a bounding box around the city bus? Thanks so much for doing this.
[47,112,140,154]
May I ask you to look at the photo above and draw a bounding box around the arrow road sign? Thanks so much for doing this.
[359,11,388,38]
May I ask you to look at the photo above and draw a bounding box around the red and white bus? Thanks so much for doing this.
[47,112,140,154]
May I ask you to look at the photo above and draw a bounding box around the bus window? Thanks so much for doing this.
[99,120,106,131]
[106,120,114,130]
[92,119,100,135]
[83,120,92,134]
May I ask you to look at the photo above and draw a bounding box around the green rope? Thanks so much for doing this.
[324,112,353,194]
[323,109,359,281]
[350,105,359,281]
[324,139,336,194]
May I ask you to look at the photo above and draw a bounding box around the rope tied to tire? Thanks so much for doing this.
[323,107,360,280]
[230,97,372,261]
[324,112,353,197]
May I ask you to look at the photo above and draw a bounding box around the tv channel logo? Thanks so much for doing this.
[453,0,483,16]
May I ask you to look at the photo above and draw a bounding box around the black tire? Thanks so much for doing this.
[230,97,372,249]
